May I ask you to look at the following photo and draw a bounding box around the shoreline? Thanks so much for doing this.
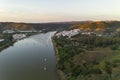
[51,36,67,80]
[51,36,60,79]
[0,32,41,52]
[51,37,60,63]
[0,40,16,52]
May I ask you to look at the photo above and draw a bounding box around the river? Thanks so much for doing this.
[0,32,58,80]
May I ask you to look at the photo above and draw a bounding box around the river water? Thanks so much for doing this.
[0,32,58,80]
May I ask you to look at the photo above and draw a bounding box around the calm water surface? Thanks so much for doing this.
[0,32,58,80]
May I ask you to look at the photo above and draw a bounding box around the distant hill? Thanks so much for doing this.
[0,22,33,30]
[0,22,84,31]
[70,21,120,32]
[1,21,120,32]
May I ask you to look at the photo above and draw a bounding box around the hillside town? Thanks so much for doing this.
[55,29,116,38]
[55,29,80,38]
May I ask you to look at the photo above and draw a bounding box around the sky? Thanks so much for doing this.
[0,0,120,23]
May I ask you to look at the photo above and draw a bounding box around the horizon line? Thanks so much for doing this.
[0,20,119,24]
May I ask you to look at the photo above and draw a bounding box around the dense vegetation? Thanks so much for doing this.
[0,33,14,51]
[54,33,120,80]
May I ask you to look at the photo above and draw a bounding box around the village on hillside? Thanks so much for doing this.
[55,28,117,38]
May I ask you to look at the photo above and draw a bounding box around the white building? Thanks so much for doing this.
[56,29,81,38]
[18,30,33,33]
[3,30,15,34]
[12,34,26,40]
[0,39,4,42]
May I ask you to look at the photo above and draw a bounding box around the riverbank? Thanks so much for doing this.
[52,33,120,80]
[52,36,67,80]
[0,32,40,52]
[0,33,15,52]
[0,40,15,52]
[51,37,59,63]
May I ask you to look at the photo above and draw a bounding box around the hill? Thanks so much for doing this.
[0,22,34,30]
[70,21,120,32]
[1,21,120,32]
[0,22,84,32]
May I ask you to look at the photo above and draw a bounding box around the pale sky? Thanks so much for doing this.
[0,0,120,23]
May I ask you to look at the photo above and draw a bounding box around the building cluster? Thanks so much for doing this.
[3,30,15,34]
[2,29,39,40]
[55,29,80,38]
[0,39,4,42]
[2,30,37,34]
[55,29,113,38]
[12,34,26,40]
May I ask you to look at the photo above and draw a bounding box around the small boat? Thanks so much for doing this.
[44,58,47,62]
[43,67,47,71]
